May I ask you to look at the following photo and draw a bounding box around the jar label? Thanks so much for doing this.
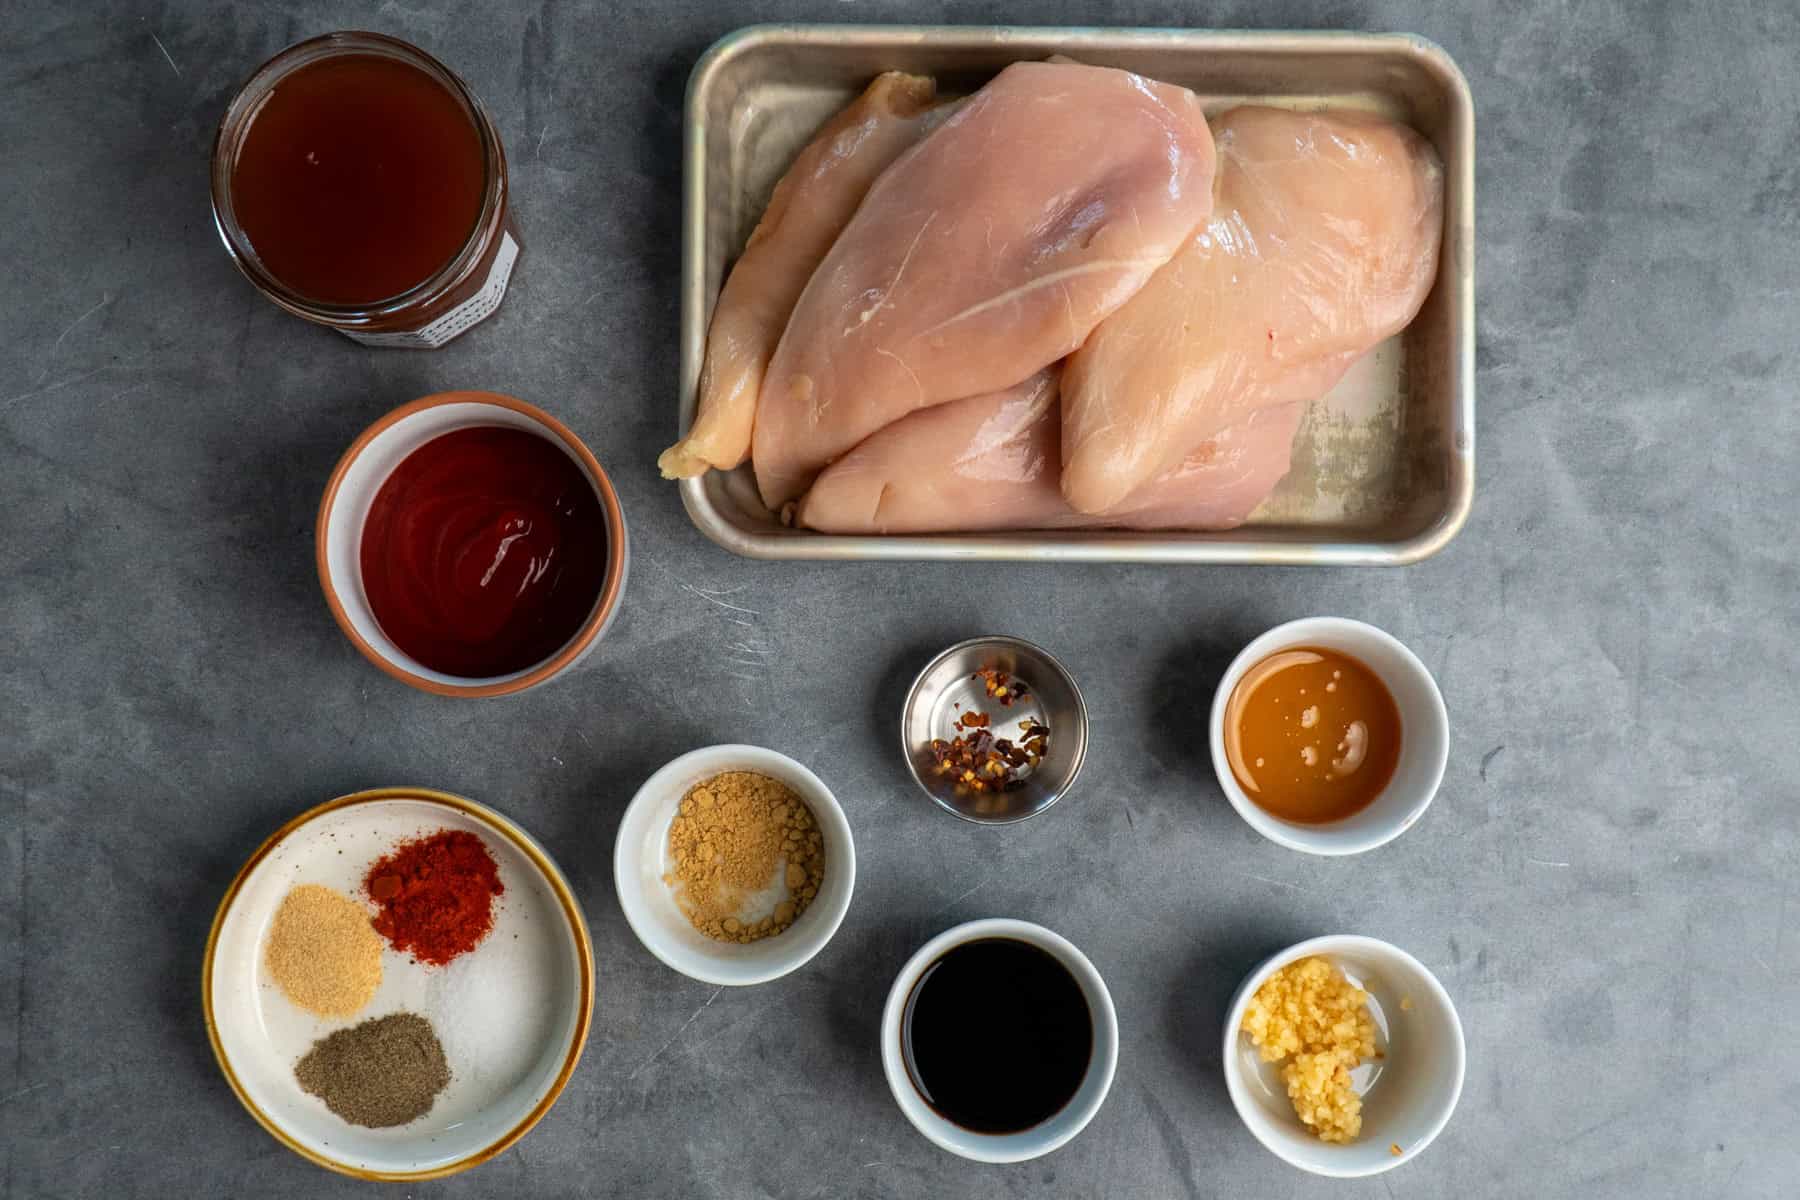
[340,233,519,349]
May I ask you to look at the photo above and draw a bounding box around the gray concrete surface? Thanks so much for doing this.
[3,2,1796,1197]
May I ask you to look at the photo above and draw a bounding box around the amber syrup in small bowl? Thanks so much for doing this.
[1223,645,1402,824]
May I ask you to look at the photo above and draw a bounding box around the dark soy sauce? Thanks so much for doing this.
[901,938,1092,1133]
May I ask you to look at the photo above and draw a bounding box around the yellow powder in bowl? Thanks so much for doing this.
[1241,956,1378,1143]
[664,771,825,944]
[265,883,383,1018]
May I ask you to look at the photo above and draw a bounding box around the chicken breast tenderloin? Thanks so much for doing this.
[658,71,938,480]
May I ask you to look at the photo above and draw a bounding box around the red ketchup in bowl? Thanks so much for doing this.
[360,427,607,677]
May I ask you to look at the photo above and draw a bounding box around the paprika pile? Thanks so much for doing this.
[364,829,504,966]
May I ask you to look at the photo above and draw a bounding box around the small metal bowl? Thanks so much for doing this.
[901,636,1089,823]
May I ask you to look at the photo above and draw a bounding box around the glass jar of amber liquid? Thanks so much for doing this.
[210,32,520,348]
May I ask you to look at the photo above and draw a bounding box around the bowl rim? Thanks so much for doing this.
[899,635,1090,825]
[201,786,596,1181]
[878,917,1119,1163]
[314,390,628,698]
[612,744,857,986]
[1219,933,1466,1177]
[1208,616,1448,855]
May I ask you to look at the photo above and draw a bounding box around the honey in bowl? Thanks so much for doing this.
[1223,646,1401,823]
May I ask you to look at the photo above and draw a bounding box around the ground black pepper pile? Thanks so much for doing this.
[294,1012,450,1128]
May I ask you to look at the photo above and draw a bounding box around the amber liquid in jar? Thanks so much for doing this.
[1223,646,1402,823]
[212,33,517,346]
[231,54,483,305]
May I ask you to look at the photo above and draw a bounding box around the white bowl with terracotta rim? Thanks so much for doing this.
[203,786,595,1181]
[1221,934,1465,1176]
[1208,617,1448,855]
[315,390,629,698]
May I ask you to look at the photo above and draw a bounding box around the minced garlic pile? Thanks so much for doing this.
[1241,956,1379,1143]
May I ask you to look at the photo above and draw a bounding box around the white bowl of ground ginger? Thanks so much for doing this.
[614,744,856,986]
[1222,935,1464,1177]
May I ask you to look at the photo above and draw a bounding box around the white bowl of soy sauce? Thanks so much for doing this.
[880,919,1118,1162]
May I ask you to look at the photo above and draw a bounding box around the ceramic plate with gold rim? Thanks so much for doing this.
[204,788,593,1180]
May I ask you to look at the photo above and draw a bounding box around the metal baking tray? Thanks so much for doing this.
[679,25,1474,564]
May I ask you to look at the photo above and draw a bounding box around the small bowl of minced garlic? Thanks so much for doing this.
[614,744,856,986]
[1221,934,1464,1177]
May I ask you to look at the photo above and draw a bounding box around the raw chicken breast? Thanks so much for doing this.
[1059,106,1443,514]
[794,372,1059,532]
[753,61,1216,509]
[794,371,1301,534]
[1113,404,1304,530]
[658,72,938,480]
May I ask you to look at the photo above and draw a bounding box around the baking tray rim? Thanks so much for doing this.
[678,23,1475,566]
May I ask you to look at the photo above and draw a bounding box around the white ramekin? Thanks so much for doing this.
[880,918,1118,1163]
[1209,617,1448,855]
[1222,934,1465,1176]
[614,745,856,986]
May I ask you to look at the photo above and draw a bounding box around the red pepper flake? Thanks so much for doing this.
[364,829,504,966]
[928,716,1049,795]
[973,667,1029,706]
